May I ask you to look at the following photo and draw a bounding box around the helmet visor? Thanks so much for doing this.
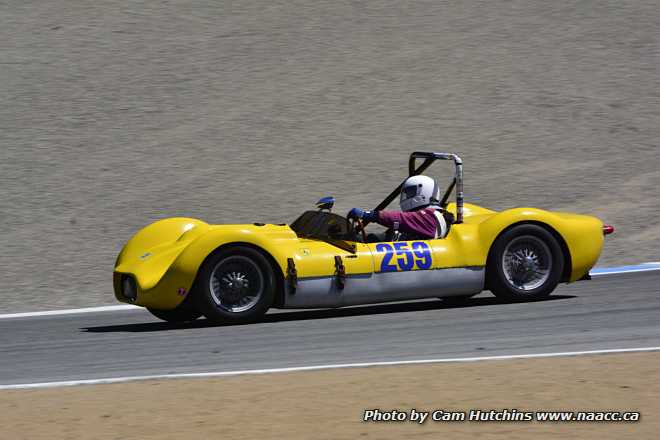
[402,185,418,199]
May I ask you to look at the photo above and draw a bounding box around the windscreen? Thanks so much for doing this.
[290,211,354,240]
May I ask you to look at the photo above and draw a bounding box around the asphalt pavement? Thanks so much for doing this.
[1,271,659,386]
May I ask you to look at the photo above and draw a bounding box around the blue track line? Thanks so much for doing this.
[590,262,660,277]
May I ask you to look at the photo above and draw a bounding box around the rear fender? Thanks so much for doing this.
[477,208,603,282]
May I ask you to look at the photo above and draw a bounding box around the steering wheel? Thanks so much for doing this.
[348,217,368,243]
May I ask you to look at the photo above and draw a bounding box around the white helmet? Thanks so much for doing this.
[399,175,440,212]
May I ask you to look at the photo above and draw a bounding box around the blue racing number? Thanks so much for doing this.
[375,243,397,272]
[393,242,414,271]
[412,241,432,269]
[375,241,432,272]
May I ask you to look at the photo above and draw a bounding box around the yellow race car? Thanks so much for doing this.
[113,152,613,323]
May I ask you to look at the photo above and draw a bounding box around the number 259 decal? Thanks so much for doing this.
[375,242,432,272]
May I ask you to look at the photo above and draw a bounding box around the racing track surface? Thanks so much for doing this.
[1,271,659,386]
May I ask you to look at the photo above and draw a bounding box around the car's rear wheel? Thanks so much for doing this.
[487,224,564,300]
[147,306,201,323]
[195,246,275,324]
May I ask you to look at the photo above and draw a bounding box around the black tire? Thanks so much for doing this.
[486,224,564,300]
[194,246,275,324]
[147,307,201,323]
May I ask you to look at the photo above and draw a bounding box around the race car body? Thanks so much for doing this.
[113,152,610,323]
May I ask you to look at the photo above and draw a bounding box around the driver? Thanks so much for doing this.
[347,175,451,241]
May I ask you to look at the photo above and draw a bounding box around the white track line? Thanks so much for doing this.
[0,305,138,320]
[2,346,659,390]
[1,262,659,320]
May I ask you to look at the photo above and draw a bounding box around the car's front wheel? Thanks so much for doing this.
[487,224,564,300]
[195,246,275,324]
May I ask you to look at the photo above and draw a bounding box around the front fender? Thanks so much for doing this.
[124,224,297,309]
[113,217,210,307]
[173,225,297,277]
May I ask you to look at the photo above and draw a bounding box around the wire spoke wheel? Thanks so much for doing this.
[502,235,552,291]
[210,256,264,313]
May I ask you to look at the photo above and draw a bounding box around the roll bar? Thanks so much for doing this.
[372,151,464,224]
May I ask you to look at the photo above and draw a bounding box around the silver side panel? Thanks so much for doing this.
[282,267,484,309]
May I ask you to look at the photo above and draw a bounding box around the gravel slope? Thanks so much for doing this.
[1,0,659,311]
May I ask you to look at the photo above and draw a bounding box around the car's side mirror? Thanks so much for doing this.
[316,196,335,211]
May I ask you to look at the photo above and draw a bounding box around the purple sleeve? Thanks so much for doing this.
[375,208,439,239]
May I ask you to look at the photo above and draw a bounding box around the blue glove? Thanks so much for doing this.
[347,208,377,222]
[347,207,365,219]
